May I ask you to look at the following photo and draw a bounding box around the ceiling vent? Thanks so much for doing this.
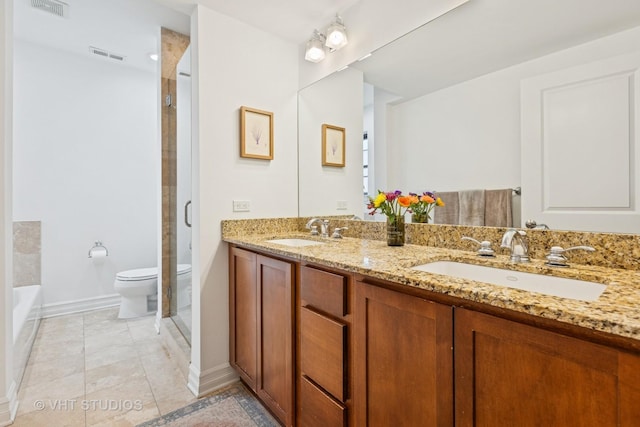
[89,46,126,63]
[31,0,68,18]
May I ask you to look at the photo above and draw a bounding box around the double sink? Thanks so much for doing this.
[266,238,606,302]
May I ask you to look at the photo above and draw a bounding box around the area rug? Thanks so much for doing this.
[137,382,279,427]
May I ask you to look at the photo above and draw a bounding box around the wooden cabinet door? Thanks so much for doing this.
[257,254,295,427]
[229,247,258,389]
[619,351,640,424]
[454,308,620,427]
[354,281,453,427]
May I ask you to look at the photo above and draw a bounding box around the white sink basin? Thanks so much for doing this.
[266,238,325,247]
[411,261,606,301]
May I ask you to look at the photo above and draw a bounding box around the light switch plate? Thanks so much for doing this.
[233,200,251,212]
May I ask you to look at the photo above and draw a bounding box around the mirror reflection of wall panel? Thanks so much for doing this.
[298,68,364,217]
[522,52,640,233]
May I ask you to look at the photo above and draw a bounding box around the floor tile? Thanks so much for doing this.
[154,386,197,415]
[85,356,146,395]
[17,372,85,416]
[11,404,86,427]
[84,342,140,371]
[84,378,156,425]
[22,353,85,385]
[27,339,85,365]
[84,328,133,353]
[13,309,275,426]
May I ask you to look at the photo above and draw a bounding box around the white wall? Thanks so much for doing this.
[0,0,15,423]
[13,40,158,306]
[389,72,521,193]
[372,87,401,196]
[387,25,640,214]
[189,5,299,395]
[298,67,363,217]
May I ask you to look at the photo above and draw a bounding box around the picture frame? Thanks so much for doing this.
[240,106,274,160]
[322,123,346,167]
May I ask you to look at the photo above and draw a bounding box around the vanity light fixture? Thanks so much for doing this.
[325,15,348,51]
[304,14,349,63]
[304,30,326,63]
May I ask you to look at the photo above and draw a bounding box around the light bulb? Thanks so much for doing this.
[305,31,326,63]
[325,15,348,51]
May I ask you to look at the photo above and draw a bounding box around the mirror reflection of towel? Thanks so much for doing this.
[434,191,459,225]
[459,190,485,226]
[485,189,513,227]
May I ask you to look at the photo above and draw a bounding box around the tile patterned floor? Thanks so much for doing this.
[12,308,204,426]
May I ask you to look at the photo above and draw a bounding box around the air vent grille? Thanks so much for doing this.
[89,46,126,63]
[31,0,68,18]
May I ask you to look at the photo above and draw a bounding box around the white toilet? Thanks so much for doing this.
[114,267,158,319]
[114,264,192,319]
[176,264,192,310]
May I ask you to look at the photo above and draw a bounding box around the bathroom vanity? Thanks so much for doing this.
[224,219,640,426]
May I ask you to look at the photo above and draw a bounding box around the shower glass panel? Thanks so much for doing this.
[172,46,192,343]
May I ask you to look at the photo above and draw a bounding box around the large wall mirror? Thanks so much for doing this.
[298,0,640,233]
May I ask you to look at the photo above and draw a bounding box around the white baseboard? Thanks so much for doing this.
[41,294,120,318]
[0,381,18,427]
[187,362,238,398]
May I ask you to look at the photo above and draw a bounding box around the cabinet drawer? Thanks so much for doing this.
[300,266,347,317]
[299,376,346,427]
[301,307,346,401]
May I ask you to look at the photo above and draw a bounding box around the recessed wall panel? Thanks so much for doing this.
[542,73,631,210]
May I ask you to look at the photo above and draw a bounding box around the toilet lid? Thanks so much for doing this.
[116,267,158,281]
[177,264,192,276]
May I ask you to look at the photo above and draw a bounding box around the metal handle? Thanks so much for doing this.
[331,227,349,238]
[549,245,595,255]
[526,220,550,230]
[564,245,595,253]
[461,236,495,257]
[546,245,594,267]
[184,200,192,228]
[461,236,481,245]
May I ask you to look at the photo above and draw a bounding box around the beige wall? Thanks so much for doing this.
[12,221,40,287]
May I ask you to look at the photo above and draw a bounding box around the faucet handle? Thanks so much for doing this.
[461,236,495,257]
[309,225,319,236]
[331,227,348,238]
[546,245,595,267]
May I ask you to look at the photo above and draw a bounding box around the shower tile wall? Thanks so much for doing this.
[13,221,41,287]
[161,28,190,317]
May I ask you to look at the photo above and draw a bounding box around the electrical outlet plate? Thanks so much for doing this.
[233,200,251,212]
[337,200,348,210]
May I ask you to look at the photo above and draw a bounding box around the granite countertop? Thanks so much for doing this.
[224,232,640,344]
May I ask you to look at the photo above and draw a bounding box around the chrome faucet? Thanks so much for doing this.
[306,218,330,238]
[501,229,529,263]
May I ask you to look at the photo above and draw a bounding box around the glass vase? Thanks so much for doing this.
[386,216,405,246]
[412,212,429,223]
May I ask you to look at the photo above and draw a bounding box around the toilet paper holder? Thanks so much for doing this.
[88,241,109,258]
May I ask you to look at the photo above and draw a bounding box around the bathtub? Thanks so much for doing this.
[13,285,42,390]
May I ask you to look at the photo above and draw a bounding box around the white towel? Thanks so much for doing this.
[459,190,485,226]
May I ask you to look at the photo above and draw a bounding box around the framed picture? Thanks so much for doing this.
[322,124,346,167]
[240,106,274,160]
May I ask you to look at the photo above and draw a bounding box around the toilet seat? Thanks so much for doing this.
[116,267,157,282]
[116,265,190,282]
[177,264,192,276]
